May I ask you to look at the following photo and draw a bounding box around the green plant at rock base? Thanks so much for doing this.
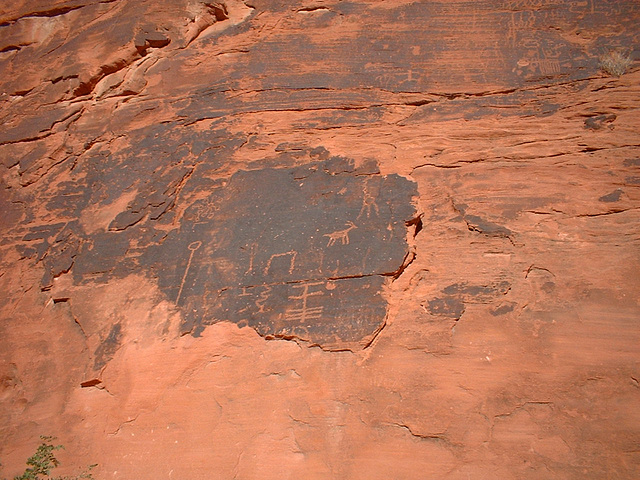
[2,436,95,480]
[599,50,632,76]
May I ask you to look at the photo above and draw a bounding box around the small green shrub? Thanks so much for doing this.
[599,50,632,76]
[2,436,95,480]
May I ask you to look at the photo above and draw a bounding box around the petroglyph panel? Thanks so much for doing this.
[25,122,417,349]
[146,157,417,348]
[210,277,388,347]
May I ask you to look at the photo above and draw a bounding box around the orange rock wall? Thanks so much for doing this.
[1,1,639,478]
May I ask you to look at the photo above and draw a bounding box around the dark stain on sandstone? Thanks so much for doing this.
[144,157,418,348]
[584,114,616,130]
[424,297,466,319]
[599,189,623,203]
[22,130,417,350]
[94,322,123,370]
[442,281,511,301]
[490,302,517,316]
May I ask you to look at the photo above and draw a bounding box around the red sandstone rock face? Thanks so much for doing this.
[1,1,639,479]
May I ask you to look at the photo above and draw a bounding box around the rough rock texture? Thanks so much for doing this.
[1,1,639,479]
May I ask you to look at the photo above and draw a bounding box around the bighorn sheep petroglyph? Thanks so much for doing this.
[324,221,357,246]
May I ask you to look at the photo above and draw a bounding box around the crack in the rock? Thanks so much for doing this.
[0,0,118,25]
[226,273,386,293]
[527,206,640,219]
[297,6,331,13]
[181,85,554,125]
[107,414,140,436]
[576,207,639,218]
[361,318,387,351]
[0,106,83,147]
[0,43,31,53]
[525,265,555,278]
[73,54,142,98]
[72,313,88,341]
[525,210,555,215]
[411,162,461,172]
[374,76,593,101]
[261,331,355,353]
[1,5,85,24]
[494,400,553,419]
[580,143,640,154]
[393,423,447,441]
[411,154,557,171]
[171,74,605,126]
[20,150,79,187]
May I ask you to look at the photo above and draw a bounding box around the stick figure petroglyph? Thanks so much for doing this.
[284,282,324,323]
[324,221,357,246]
[193,198,218,222]
[176,240,201,305]
[358,182,380,219]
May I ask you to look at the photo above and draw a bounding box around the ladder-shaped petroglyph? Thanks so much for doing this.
[264,250,297,275]
[324,221,357,246]
[284,282,324,323]
[176,240,202,305]
[532,46,563,76]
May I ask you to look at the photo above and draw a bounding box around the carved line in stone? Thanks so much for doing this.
[255,286,271,313]
[245,243,257,274]
[238,286,252,297]
[264,250,297,275]
[176,240,202,305]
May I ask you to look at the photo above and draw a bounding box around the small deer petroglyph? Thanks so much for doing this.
[324,221,357,246]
